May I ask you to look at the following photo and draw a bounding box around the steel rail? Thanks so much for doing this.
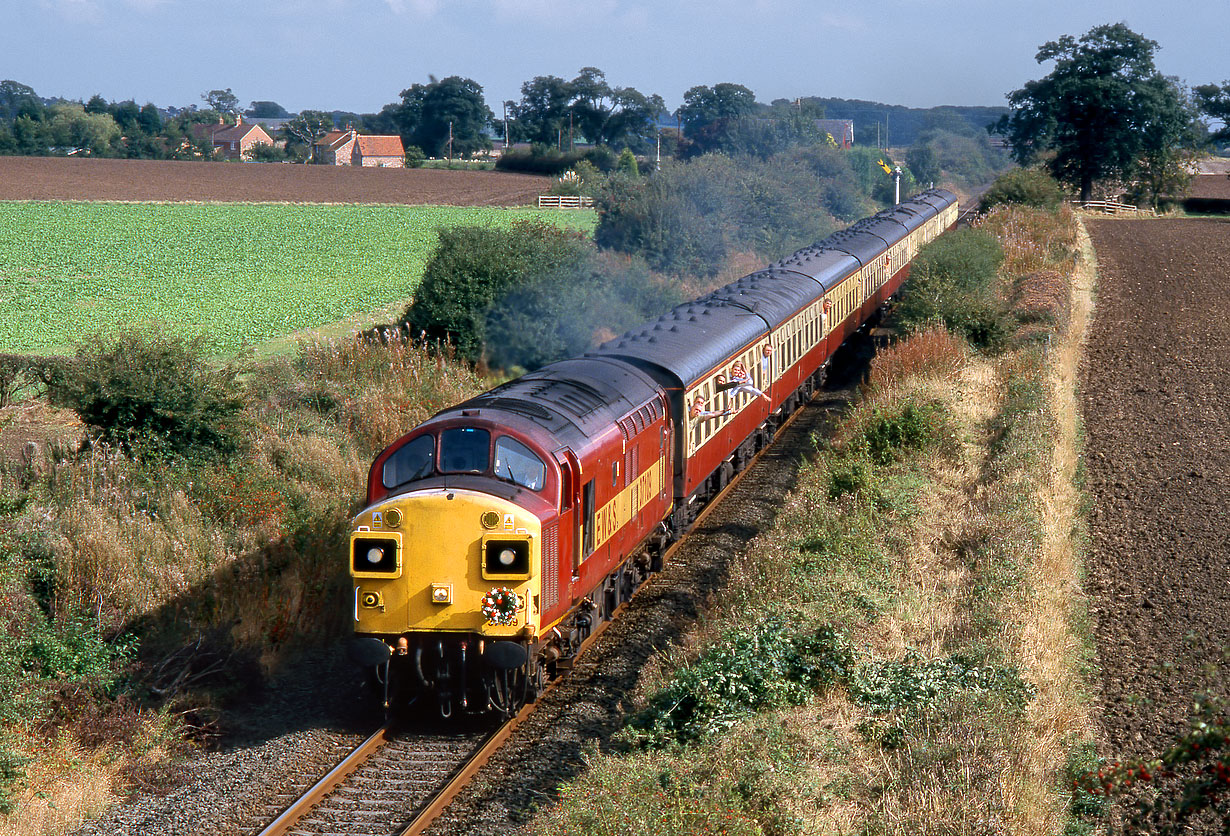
[256,724,393,836]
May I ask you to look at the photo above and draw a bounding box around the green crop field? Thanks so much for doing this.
[0,202,597,356]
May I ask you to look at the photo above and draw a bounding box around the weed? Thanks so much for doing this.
[624,617,855,747]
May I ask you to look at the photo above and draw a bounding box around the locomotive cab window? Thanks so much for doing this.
[382,434,435,489]
[440,427,490,473]
[493,436,545,490]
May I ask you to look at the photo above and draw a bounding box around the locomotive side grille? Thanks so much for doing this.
[542,523,559,610]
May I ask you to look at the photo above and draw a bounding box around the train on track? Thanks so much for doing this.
[348,189,959,717]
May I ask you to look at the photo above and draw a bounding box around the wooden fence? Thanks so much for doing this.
[537,195,594,209]
[1073,199,1156,217]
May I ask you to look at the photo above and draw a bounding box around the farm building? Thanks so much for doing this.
[192,116,275,160]
[314,130,406,167]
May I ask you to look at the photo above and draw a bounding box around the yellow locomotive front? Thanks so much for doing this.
[349,423,556,717]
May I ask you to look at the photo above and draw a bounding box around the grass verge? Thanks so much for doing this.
[527,204,1096,835]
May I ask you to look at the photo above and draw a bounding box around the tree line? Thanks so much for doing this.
[0,71,1012,166]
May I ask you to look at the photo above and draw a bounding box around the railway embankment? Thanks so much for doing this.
[508,204,1097,836]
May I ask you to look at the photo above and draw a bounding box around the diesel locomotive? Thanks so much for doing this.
[348,189,959,717]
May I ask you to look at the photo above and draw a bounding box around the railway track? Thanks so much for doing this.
[252,339,870,836]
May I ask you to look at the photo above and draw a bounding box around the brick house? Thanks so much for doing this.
[314,129,405,167]
[192,116,274,160]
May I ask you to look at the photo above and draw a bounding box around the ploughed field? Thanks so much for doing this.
[1083,218,1230,761]
[0,156,548,205]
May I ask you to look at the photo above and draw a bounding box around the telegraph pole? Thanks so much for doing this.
[448,121,453,164]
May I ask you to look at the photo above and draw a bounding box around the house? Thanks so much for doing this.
[314,129,405,167]
[192,116,274,160]
[815,119,855,148]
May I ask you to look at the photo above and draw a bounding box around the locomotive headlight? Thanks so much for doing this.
[351,535,401,577]
[482,537,531,578]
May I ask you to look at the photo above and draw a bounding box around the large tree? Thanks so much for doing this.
[676,82,758,154]
[396,76,492,158]
[568,67,665,151]
[1193,81,1230,143]
[202,88,240,115]
[281,110,334,161]
[993,23,1191,202]
[0,80,43,122]
[510,75,573,146]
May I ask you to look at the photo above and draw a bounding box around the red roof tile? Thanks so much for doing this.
[355,135,404,158]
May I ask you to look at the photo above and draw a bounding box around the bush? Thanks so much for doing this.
[892,228,1011,351]
[625,617,854,746]
[980,168,1067,212]
[47,328,246,459]
[403,219,594,362]
[404,220,684,370]
[853,402,946,466]
[403,145,426,168]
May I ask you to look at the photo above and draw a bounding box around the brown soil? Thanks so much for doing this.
[0,156,551,206]
[1082,218,1230,759]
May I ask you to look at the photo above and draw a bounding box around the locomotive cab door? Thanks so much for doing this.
[553,449,582,584]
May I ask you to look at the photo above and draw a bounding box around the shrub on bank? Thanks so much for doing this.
[980,168,1067,212]
[404,218,684,371]
[46,328,245,460]
[892,228,1011,351]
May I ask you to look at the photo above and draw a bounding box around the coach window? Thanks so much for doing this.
[440,427,490,474]
[494,436,545,490]
[382,434,435,489]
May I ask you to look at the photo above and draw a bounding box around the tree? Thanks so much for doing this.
[510,75,573,146]
[137,103,162,135]
[202,88,240,115]
[84,94,109,115]
[993,23,1192,202]
[677,83,758,148]
[1193,81,1230,143]
[46,104,120,155]
[395,76,492,158]
[110,100,140,133]
[246,100,289,119]
[0,80,43,122]
[567,67,665,151]
[906,144,941,186]
[281,110,334,162]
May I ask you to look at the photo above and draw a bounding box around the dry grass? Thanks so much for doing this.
[979,205,1079,280]
[1,332,488,829]
[865,326,970,396]
[0,733,120,836]
[999,220,1098,836]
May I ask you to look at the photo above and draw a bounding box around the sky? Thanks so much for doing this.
[4,0,1227,117]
